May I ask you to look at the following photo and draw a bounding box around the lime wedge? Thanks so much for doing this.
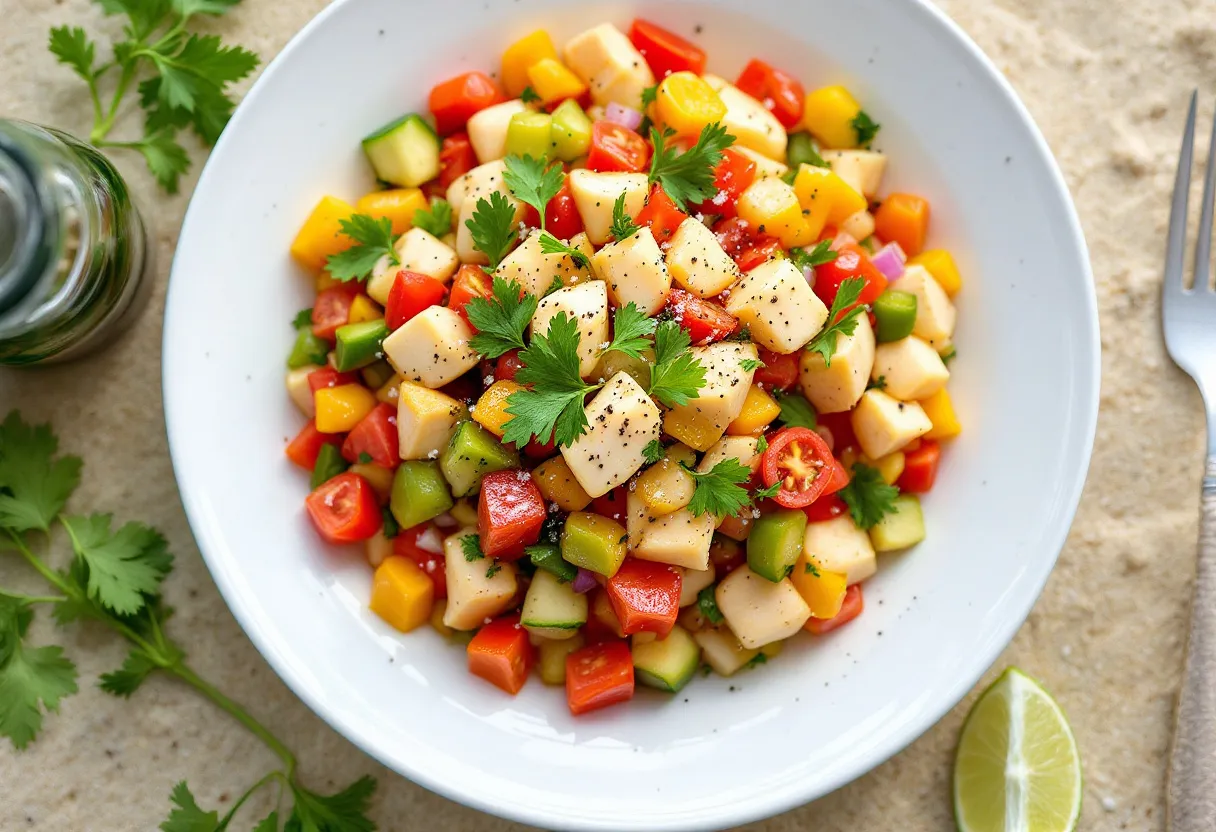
[953,667,1082,832]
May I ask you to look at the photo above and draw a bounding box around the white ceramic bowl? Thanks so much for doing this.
[163,0,1099,828]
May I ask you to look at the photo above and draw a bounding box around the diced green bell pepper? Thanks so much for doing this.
[505,111,554,160]
[310,443,348,490]
[333,319,388,372]
[747,508,807,582]
[872,290,918,343]
[549,99,592,162]
[786,131,826,169]
[390,460,453,529]
[527,543,578,582]
[287,327,329,369]
[439,421,519,497]
[561,511,626,577]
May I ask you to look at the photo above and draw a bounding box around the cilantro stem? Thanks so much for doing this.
[7,530,69,593]
[216,769,285,828]
[92,62,136,143]
[0,589,67,605]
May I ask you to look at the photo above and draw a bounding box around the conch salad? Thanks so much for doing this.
[284,19,963,715]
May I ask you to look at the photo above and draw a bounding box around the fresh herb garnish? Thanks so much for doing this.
[640,84,658,109]
[646,321,706,408]
[789,240,838,271]
[838,462,899,529]
[697,585,724,624]
[461,534,485,561]
[740,358,764,372]
[804,560,821,577]
[745,652,768,668]
[806,276,867,367]
[603,303,657,360]
[647,122,735,211]
[325,213,399,281]
[868,375,887,391]
[941,346,957,365]
[357,452,373,464]
[520,86,542,105]
[465,277,539,359]
[504,154,587,266]
[544,275,565,296]
[502,313,600,448]
[412,197,453,237]
[537,233,590,267]
[465,191,520,268]
[774,391,817,429]
[852,110,881,148]
[682,458,753,518]
[485,563,502,579]
[381,506,400,539]
[292,308,314,330]
[753,482,782,500]
[609,193,642,241]
[642,439,665,465]
[755,435,769,454]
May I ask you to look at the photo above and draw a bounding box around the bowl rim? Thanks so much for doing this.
[162,0,1100,827]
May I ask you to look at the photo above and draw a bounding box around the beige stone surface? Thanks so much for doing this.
[0,0,1207,828]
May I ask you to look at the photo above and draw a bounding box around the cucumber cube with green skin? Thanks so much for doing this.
[521,569,588,639]
[786,131,824,169]
[632,624,701,692]
[439,421,519,497]
[310,443,348,490]
[527,543,578,582]
[561,511,627,577]
[390,460,453,529]
[505,111,554,161]
[362,114,441,188]
[872,290,918,343]
[747,509,807,582]
[550,99,593,162]
[869,494,925,552]
[361,359,396,390]
[287,327,329,369]
[333,319,389,372]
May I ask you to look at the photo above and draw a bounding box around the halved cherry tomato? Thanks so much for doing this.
[666,288,737,345]
[565,640,635,715]
[708,535,746,574]
[591,486,628,524]
[385,270,447,331]
[735,59,805,129]
[816,411,855,453]
[813,243,888,311]
[523,433,558,460]
[478,469,547,560]
[736,237,782,272]
[438,132,478,189]
[311,287,356,341]
[341,402,399,467]
[286,421,342,470]
[393,525,448,599]
[713,216,757,258]
[448,264,493,326]
[898,439,940,493]
[820,456,850,497]
[304,472,382,543]
[804,492,848,523]
[522,180,585,240]
[467,615,534,695]
[307,366,359,395]
[753,348,799,391]
[628,19,706,79]
[761,426,835,509]
[694,148,756,218]
[806,584,863,635]
[495,349,524,381]
[636,184,689,245]
[587,121,651,173]
[429,71,503,135]
[606,559,682,637]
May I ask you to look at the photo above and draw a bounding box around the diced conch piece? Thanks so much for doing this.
[286,366,320,417]
[820,149,887,199]
[896,264,957,351]
[665,217,741,298]
[724,259,828,354]
[626,490,714,570]
[563,23,655,108]
[567,169,648,245]
[840,209,875,241]
[455,193,526,266]
[442,529,519,630]
[531,280,610,378]
[802,514,877,585]
[871,336,950,401]
[736,177,815,249]
[697,435,763,475]
[466,99,529,163]
[445,159,509,212]
[799,313,876,414]
[663,341,758,451]
[702,74,788,161]
[381,305,480,388]
[714,566,811,649]
[678,564,716,607]
[850,389,932,459]
[734,146,789,181]
[591,226,672,315]
[396,381,467,460]
[561,371,662,497]
[367,228,459,304]
[693,627,758,676]
[497,229,594,296]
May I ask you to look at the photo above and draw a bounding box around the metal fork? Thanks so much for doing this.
[1165,91,1216,832]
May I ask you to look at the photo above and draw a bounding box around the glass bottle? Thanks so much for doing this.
[0,119,152,365]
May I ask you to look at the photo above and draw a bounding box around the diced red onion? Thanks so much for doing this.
[415,526,445,554]
[871,241,907,280]
[604,102,643,131]
[432,512,458,528]
[801,265,817,287]
[571,568,598,594]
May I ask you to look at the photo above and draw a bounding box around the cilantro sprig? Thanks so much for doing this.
[839,462,899,529]
[413,197,453,237]
[0,411,377,829]
[609,193,641,242]
[48,0,259,192]
[852,110,881,148]
[682,458,754,517]
[642,439,666,465]
[466,277,539,359]
[603,303,656,360]
[520,86,542,105]
[538,234,591,267]
[806,276,867,366]
[648,122,735,210]
[466,191,520,268]
[697,585,724,624]
[502,313,601,448]
[789,240,838,272]
[326,213,400,281]
[774,391,817,429]
[646,320,706,407]
[504,155,589,267]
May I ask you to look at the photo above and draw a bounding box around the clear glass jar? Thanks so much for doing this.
[0,119,152,365]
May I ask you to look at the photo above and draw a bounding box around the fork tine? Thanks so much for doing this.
[1197,102,1216,292]
[1167,91,1198,296]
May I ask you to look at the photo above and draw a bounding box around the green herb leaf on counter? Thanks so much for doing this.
[805,276,866,367]
[646,321,706,408]
[0,595,79,750]
[682,458,753,518]
[326,214,399,281]
[609,193,641,242]
[648,122,735,211]
[412,198,453,238]
[466,277,538,359]
[288,774,377,832]
[60,514,172,618]
[839,462,899,530]
[161,781,219,832]
[773,391,817,430]
[466,191,520,268]
[0,411,83,533]
[48,26,96,82]
[99,650,158,697]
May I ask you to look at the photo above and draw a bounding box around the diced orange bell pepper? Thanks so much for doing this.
[874,193,930,257]
[531,456,593,512]
[655,71,727,137]
[355,188,427,236]
[501,30,559,97]
[291,196,355,272]
[920,388,962,440]
[471,380,526,438]
[369,556,435,633]
[467,615,535,695]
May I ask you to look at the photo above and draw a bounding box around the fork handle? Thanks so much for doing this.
[1169,458,1216,830]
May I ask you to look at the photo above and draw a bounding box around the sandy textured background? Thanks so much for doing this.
[0,0,1206,828]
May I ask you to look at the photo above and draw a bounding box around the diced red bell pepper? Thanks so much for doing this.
[586,121,651,173]
[736,237,782,272]
[305,472,382,543]
[806,584,863,635]
[307,366,359,395]
[311,287,356,341]
[636,184,689,245]
[591,486,628,524]
[341,402,399,467]
[392,524,448,599]
[467,615,534,695]
[735,59,805,129]
[439,132,478,189]
[286,421,342,470]
[429,71,504,136]
[898,439,941,493]
[628,19,706,79]
[523,433,558,460]
[804,492,848,524]
[385,270,447,331]
[478,469,547,560]
[565,640,635,715]
[814,243,888,311]
[448,264,494,327]
[753,348,799,391]
[606,559,682,637]
[666,288,737,345]
[694,148,756,218]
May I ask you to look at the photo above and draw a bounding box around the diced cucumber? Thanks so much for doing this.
[872,291,918,343]
[527,543,578,582]
[310,443,348,489]
[869,494,925,552]
[287,327,328,369]
[786,131,825,169]
[439,421,519,497]
[521,569,588,639]
[632,625,700,693]
[747,509,807,582]
[505,111,553,160]
[538,632,585,684]
[333,319,388,372]
[362,114,441,188]
[561,511,627,577]
[550,99,592,162]
[390,460,453,529]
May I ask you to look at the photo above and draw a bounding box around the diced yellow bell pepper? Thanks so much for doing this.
[802,85,863,149]
[759,639,784,660]
[501,29,559,97]
[349,463,395,501]
[450,498,479,527]
[909,249,962,296]
[538,632,585,684]
[793,165,867,231]
[920,388,962,439]
[727,384,781,435]
[291,196,355,272]
[736,178,815,248]
[355,188,427,236]
[791,558,848,621]
[532,456,593,512]
[471,380,526,438]
[527,58,587,107]
[347,295,383,325]
[375,375,405,405]
[369,556,435,633]
[872,451,905,485]
[663,409,724,452]
[635,459,695,515]
[315,384,377,433]
[655,71,728,137]
[316,272,344,293]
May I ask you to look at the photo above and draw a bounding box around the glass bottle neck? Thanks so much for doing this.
[0,129,54,317]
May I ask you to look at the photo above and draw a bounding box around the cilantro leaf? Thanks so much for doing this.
[838,463,899,529]
[648,122,735,211]
[603,303,656,360]
[697,585,723,624]
[852,110,881,148]
[520,86,542,105]
[503,154,564,231]
[745,651,768,668]
[466,277,538,359]
[740,358,763,372]
[171,0,243,15]
[753,482,782,500]
[805,276,866,367]
[789,240,838,272]
[0,411,82,533]
[135,131,192,194]
[642,439,665,465]
[48,26,96,81]
[756,435,768,454]
[941,346,957,365]
[147,34,258,112]
[461,534,484,561]
[485,563,502,579]
[537,232,590,268]
[466,191,519,268]
[287,776,377,832]
[292,308,314,329]
[804,560,821,577]
[61,514,173,616]
[867,375,887,391]
[412,198,453,238]
[543,275,565,296]
[160,781,220,832]
[609,193,641,241]
[503,313,599,448]
[325,214,399,282]
[683,458,753,517]
[773,391,817,429]
[0,598,78,750]
[99,650,158,697]
[252,812,280,832]
[641,85,658,108]
[646,321,705,407]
